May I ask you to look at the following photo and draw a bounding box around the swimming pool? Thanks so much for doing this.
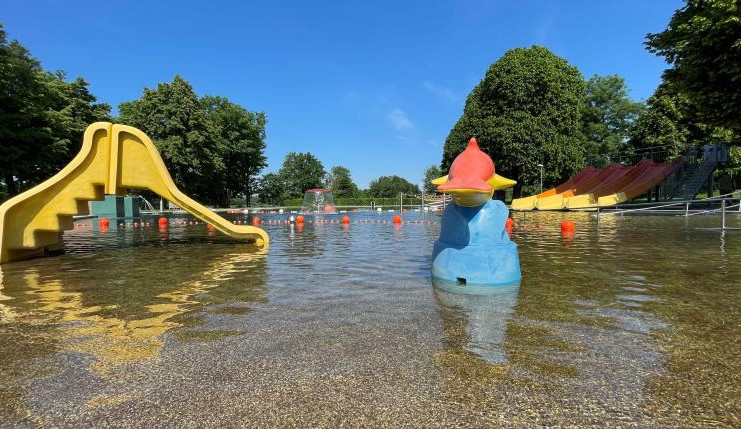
[0,211,739,427]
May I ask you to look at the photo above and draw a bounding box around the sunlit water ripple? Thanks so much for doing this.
[0,210,739,427]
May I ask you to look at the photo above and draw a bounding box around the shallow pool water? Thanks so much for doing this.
[0,210,739,427]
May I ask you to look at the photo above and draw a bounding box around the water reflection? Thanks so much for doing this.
[0,244,267,376]
[433,279,520,365]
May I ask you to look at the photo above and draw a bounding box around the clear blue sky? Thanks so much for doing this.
[2,0,682,188]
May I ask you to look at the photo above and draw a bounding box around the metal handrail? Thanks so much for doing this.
[598,192,739,217]
[686,201,741,216]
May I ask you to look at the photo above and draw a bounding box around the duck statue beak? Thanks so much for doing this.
[431,174,516,207]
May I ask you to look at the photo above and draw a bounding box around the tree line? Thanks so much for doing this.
[3,1,739,204]
[442,0,740,196]
[0,21,421,207]
[254,152,421,206]
[0,23,266,207]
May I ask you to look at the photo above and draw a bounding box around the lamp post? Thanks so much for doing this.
[537,163,544,194]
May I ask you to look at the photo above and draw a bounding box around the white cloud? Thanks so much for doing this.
[423,80,459,103]
[388,108,413,130]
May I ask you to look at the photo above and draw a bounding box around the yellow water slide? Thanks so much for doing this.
[511,158,683,211]
[0,123,268,264]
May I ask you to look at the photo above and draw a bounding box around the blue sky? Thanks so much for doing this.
[2,0,682,188]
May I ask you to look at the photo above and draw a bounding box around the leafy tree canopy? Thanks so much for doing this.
[201,95,267,205]
[326,165,358,197]
[441,46,586,196]
[368,175,419,198]
[0,23,110,197]
[119,76,223,203]
[256,172,285,205]
[119,76,268,206]
[277,152,326,199]
[646,0,741,131]
[629,82,738,157]
[423,165,442,194]
[582,74,644,155]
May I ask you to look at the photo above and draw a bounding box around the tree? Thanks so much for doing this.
[629,82,738,157]
[646,0,741,131]
[326,165,358,197]
[423,165,442,194]
[368,175,419,197]
[201,96,267,206]
[0,24,110,198]
[582,75,644,155]
[277,152,326,199]
[256,172,285,205]
[441,46,586,197]
[119,76,225,204]
[44,74,112,170]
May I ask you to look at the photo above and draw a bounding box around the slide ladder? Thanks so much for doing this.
[668,159,719,200]
[0,123,268,264]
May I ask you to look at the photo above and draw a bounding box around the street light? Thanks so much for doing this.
[537,163,544,193]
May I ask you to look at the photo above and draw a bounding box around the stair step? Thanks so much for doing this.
[21,185,101,248]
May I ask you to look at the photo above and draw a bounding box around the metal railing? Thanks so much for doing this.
[597,192,740,215]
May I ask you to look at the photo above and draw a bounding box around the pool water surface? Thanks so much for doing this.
[0,211,739,427]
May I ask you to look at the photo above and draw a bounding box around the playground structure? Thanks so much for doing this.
[431,138,521,288]
[512,144,730,211]
[512,158,684,210]
[0,123,268,264]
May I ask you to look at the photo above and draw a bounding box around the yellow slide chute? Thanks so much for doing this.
[0,123,268,264]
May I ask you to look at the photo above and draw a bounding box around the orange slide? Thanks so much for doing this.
[511,158,683,210]
[597,158,683,206]
[511,166,599,210]
[533,164,625,210]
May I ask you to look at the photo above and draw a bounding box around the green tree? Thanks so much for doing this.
[326,165,358,197]
[0,24,110,198]
[441,46,586,197]
[646,0,741,131]
[423,164,442,193]
[44,74,112,170]
[368,175,419,198]
[629,82,738,157]
[582,75,644,155]
[256,172,285,205]
[277,152,326,199]
[201,96,267,206]
[119,76,224,204]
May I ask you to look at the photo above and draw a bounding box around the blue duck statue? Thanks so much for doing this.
[430,137,521,288]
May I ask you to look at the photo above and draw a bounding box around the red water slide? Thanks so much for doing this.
[617,158,684,200]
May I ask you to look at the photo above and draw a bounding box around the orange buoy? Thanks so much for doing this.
[252,217,260,226]
[98,218,110,228]
[560,220,575,232]
[206,224,215,231]
[296,215,305,224]
[393,215,402,224]
[158,217,168,226]
[505,218,514,229]
[342,215,350,224]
